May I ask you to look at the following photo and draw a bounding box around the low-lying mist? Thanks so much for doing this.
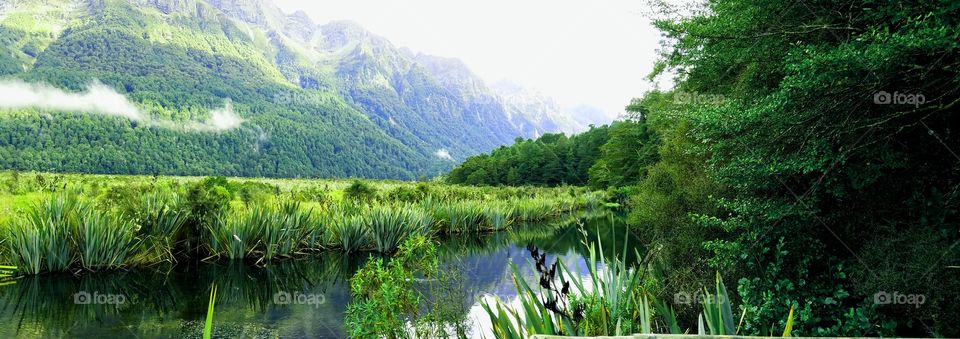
[0,79,243,132]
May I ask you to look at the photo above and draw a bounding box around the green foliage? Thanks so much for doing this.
[482,229,794,338]
[366,205,431,253]
[74,205,139,270]
[587,119,659,188]
[332,213,369,254]
[448,125,612,187]
[344,235,438,338]
[0,173,602,274]
[344,180,378,203]
[3,195,79,274]
[204,283,217,339]
[646,0,960,335]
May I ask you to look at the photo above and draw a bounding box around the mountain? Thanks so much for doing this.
[0,0,593,179]
[491,80,585,136]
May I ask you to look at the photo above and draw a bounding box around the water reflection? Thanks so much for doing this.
[0,213,640,338]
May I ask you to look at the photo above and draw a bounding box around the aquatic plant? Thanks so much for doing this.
[367,205,431,253]
[483,203,516,230]
[3,195,83,274]
[512,198,557,222]
[74,207,140,270]
[482,226,797,338]
[204,283,217,339]
[262,201,312,260]
[208,207,265,260]
[333,214,369,253]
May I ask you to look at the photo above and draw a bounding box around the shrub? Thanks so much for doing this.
[344,180,378,203]
[262,201,313,260]
[345,235,458,338]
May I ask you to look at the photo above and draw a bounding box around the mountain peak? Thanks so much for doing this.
[320,20,372,50]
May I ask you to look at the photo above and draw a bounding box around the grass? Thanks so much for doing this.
[367,204,431,253]
[0,172,606,274]
[333,214,369,254]
[204,283,217,339]
[75,206,140,270]
[481,225,797,338]
[4,195,81,274]
[262,201,313,260]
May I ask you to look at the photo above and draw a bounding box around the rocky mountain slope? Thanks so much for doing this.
[0,0,600,178]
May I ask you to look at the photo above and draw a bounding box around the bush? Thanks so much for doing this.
[344,180,378,203]
[345,235,465,338]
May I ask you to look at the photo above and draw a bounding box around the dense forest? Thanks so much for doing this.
[446,118,659,188]
[449,0,960,336]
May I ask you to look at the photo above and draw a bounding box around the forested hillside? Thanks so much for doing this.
[0,0,588,179]
[446,117,658,188]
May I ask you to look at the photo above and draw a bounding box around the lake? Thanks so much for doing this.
[0,212,641,338]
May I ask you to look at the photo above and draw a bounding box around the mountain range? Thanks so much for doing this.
[0,0,605,179]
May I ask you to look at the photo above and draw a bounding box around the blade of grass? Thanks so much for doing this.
[204,283,217,339]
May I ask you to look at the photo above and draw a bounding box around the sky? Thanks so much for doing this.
[273,0,668,119]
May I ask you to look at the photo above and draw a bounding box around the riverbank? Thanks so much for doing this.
[0,172,606,275]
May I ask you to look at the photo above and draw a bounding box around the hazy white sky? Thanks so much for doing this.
[273,0,666,118]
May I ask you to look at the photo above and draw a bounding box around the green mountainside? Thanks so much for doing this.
[0,0,590,179]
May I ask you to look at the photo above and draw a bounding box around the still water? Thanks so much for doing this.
[0,213,641,338]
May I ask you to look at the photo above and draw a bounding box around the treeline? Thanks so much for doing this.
[446,119,658,188]
[448,0,960,336]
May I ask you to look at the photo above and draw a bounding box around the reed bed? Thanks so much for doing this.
[332,214,369,254]
[367,204,431,253]
[0,176,606,275]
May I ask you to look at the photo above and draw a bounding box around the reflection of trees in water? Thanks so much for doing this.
[0,213,636,338]
[426,212,642,323]
[0,253,367,338]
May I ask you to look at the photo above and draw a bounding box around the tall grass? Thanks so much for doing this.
[333,214,369,253]
[429,200,487,233]
[4,195,80,274]
[482,225,796,338]
[74,207,139,270]
[484,203,515,231]
[208,207,265,260]
[129,193,188,265]
[262,201,312,260]
[512,198,557,222]
[367,205,431,253]
[1,176,607,274]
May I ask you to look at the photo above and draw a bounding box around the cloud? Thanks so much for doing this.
[434,148,452,160]
[0,79,244,132]
[0,79,146,121]
[182,100,244,132]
